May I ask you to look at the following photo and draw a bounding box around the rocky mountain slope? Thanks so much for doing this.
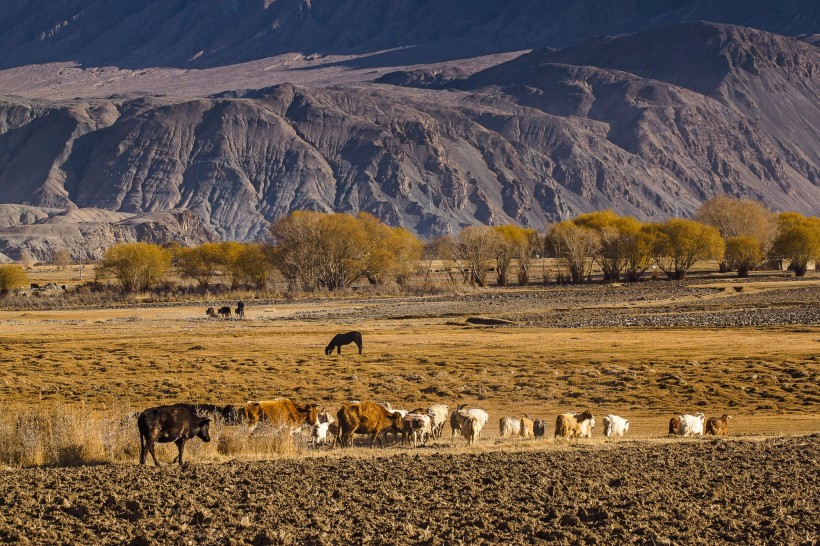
[0,3,817,255]
[0,205,215,262]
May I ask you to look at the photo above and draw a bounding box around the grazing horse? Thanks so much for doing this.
[218,306,232,319]
[325,331,363,355]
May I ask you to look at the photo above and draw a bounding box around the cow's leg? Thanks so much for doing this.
[337,345,341,355]
[146,440,160,466]
[139,433,147,465]
[174,438,186,466]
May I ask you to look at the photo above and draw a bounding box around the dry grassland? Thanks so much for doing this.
[1,276,818,457]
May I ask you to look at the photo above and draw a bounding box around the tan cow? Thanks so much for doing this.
[554,410,595,441]
[520,416,534,438]
[705,414,732,436]
[461,416,482,446]
[241,399,320,432]
[336,401,404,448]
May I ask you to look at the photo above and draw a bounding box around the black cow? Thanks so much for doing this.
[194,403,241,424]
[235,301,245,319]
[138,404,211,466]
[533,419,547,437]
[217,306,231,319]
[325,331,363,355]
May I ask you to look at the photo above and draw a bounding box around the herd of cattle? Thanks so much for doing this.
[137,399,733,466]
[205,301,245,319]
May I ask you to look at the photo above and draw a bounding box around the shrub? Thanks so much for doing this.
[725,236,764,277]
[771,212,820,277]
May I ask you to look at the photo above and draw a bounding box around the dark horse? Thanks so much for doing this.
[325,331,363,355]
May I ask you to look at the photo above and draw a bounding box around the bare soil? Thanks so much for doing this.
[0,436,817,545]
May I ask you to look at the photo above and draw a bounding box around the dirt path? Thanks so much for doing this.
[0,436,816,545]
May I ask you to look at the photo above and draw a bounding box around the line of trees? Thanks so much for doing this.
[79,198,820,292]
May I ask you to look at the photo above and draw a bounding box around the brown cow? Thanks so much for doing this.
[669,416,682,436]
[705,414,732,436]
[241,399,320,432]
[336,401,404,448]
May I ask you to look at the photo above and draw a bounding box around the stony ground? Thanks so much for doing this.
[280,281,820,329]
[0,436,817,545]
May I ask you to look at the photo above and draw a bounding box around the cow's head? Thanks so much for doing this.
[196,418,212,442]
[220,405,238,423]
[295,403,321,426]
[578,410,594,423]
[602,416,612,437]
[389,411,405,430]
[243,402,263,427]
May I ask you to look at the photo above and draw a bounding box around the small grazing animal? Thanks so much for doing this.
[217,306,232,319]
[325,331,363,355]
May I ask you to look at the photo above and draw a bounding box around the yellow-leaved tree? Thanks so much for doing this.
[650,219,724,280]
[0,264,28,296]
[771,212,820,277]
[95,243,172,291]
[492,225,539,286]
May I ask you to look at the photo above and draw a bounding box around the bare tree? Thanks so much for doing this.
[547,221,600,284]
[454,226,500,287]
[696,196,777,274]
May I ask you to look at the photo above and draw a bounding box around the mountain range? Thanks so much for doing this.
[0,1,817,260]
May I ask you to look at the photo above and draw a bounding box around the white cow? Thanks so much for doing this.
[679,413,705,437]
[451,405,490,441]
[574,412,596,438]
[312,421,332,446]
[425,404,449,438]
[602,414,630,439]
[403,412,433,447]
[311,410,336,446]
[499,416,522,437]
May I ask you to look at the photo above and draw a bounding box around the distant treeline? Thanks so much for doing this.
[0,197,817,295]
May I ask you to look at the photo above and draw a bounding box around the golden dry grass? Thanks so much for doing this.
[1,300,818,414]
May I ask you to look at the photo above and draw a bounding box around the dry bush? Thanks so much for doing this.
[216,421,305,460]
[0,403,112,467]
